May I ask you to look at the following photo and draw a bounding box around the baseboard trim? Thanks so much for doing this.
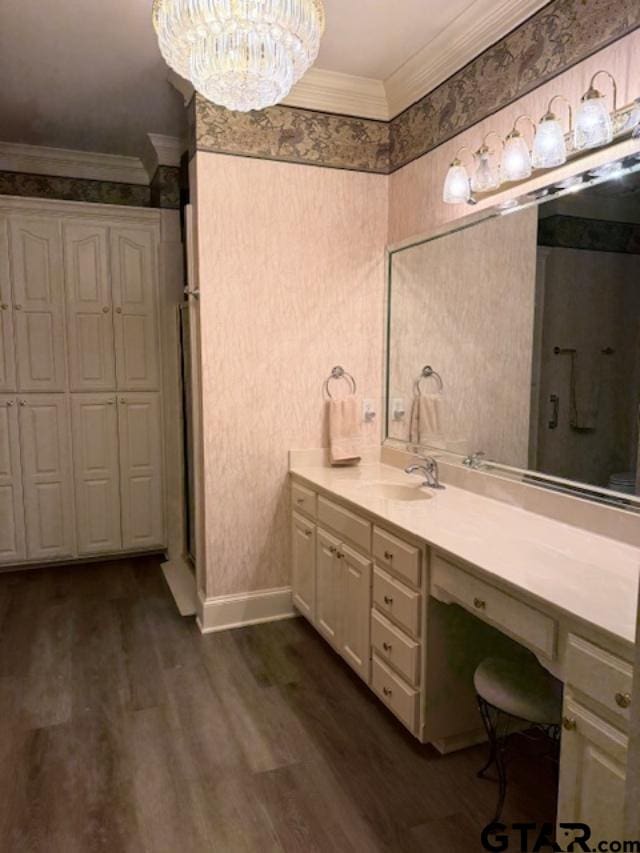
[197,586,295,634]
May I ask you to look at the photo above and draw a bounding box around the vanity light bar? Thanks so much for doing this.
[442,71,640,206]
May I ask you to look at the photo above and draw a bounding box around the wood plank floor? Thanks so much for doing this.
[0,557,556,852]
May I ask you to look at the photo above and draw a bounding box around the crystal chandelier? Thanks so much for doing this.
[153,0,326,113]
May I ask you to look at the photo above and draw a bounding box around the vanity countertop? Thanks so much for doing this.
[290,462,640,648]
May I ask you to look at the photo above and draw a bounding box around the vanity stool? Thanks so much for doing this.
[474,654,562,822]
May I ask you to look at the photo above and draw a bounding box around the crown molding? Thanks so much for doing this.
[384,0,552,118]
[283,67,388,120]
[0,141,149,185]
[142,132,187,179]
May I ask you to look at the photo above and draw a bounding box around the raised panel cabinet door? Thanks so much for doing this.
[316,526,341,649]
[18,395,75,560]
[340,544,372,683]
[0,397,26,563]
[71,394,121,555]
[0,219,16,392]
[291,512,316,621]
[118,392,164,550]
[557,698,627,847]
[10,217,66,391]
[64,223,116,391]
[110,227,159,391]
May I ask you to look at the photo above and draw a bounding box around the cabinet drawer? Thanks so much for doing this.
[373,526,421,587]
[372,654,419,732]
[566,635,633,724]
[373,566,421,638]
[371,609,420,686]
[318,496,371,553]
[431,553,556,660]
[291,482,316,518]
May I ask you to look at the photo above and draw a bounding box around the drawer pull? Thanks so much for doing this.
[0,303,8,310]
[562,716,577,731]
[296,497,305,504]
[304,529,313,537]
[14,304,22,310]
[473,597,486,610]
[615,692,632,709]
[384,550,393,561]
[337,551,344,560]
[383,595,394,606]
[382,642,392,653]
[383,686,393,697]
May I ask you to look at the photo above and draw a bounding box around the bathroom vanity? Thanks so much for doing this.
[289,452,639,843]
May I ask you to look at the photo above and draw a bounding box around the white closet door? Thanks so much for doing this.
[0,396,26,563]
[64,223,116,391]
[0,219,16,392]
[19,395,75,560]
[118,392,164,549]
[10,217,66,392]
[71,394,121,555]
[110,228,159,391]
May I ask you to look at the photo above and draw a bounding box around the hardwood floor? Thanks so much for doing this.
[0,557,556,852]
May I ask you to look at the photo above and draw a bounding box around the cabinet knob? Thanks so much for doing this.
[107,400,115,406]
[615,692,632,709]
[382,686,393,697]
[296,497,305,504]
[382,642,392,653]
[383,595,393,606]
[119,398,126,404]
[329,545,337,554]
[304,529,313,537]
[18,400,26,406]
[562,716,577,731]
[115,307,122,314]
[0,303,8,310]
[384,550,393,561]
[102,306,110,313]
[14,304,22,310]
[337,551,344,559]
[473,597,486,610]
[5,400,14,407]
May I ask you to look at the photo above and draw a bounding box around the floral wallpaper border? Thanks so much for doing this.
[0,166,182,209]
[193,0,640,174]
[538,214,640,254]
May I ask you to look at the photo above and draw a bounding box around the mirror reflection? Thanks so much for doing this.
[387,167,640,501]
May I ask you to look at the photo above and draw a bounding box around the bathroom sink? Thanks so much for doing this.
[363,482,433,502]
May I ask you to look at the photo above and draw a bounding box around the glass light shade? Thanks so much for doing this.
[442,164,470,204]
[532,119,567,168]
[471,152,501,192]
[152,0,325,112]
[501,135,532,182]
[574,95,613,149]
[628,99,640,138]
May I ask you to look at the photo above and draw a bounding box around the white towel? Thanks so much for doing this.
[409,394,445,448]
[328,395,362,466]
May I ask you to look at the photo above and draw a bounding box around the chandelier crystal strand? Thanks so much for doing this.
[153,0,325,112]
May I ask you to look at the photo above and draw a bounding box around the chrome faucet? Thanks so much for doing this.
[462,451,486,470]
[404,455,444,490]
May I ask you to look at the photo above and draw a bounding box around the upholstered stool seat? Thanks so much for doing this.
[474,656,562,725]
[474,653,562,822]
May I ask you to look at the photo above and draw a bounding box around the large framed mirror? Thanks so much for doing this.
[386,147,640,509]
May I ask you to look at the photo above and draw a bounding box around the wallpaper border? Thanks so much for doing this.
[192,0,640,175]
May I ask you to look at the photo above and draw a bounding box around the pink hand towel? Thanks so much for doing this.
[329,395,362,466]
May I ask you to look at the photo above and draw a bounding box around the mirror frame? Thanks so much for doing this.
[384,136,640,512]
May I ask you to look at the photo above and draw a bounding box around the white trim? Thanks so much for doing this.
[161,558,197,616]
[283,68,388,120]
[0,141,149,185]
[384,0,551,118]
[197,587,295,634]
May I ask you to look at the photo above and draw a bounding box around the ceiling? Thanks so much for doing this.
[0,0,545,164]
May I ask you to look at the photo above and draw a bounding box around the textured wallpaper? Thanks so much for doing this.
[195,152,387,596]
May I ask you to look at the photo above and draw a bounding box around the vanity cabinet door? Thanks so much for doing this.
[0,218,16,392]
[557,698,627,847]
[340,544,372,683]
[110,227,159,391]
[10,217,67,392]
[0,397,25,563]
[292,512,316,620]
[19,395,75,560]
[316,527,341,649]
[64,223,116,391]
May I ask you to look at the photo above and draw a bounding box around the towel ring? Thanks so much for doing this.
[324,366,357,399]
[414,365,443,396]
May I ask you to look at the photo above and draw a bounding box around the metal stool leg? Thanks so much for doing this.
[477,695,512,822]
